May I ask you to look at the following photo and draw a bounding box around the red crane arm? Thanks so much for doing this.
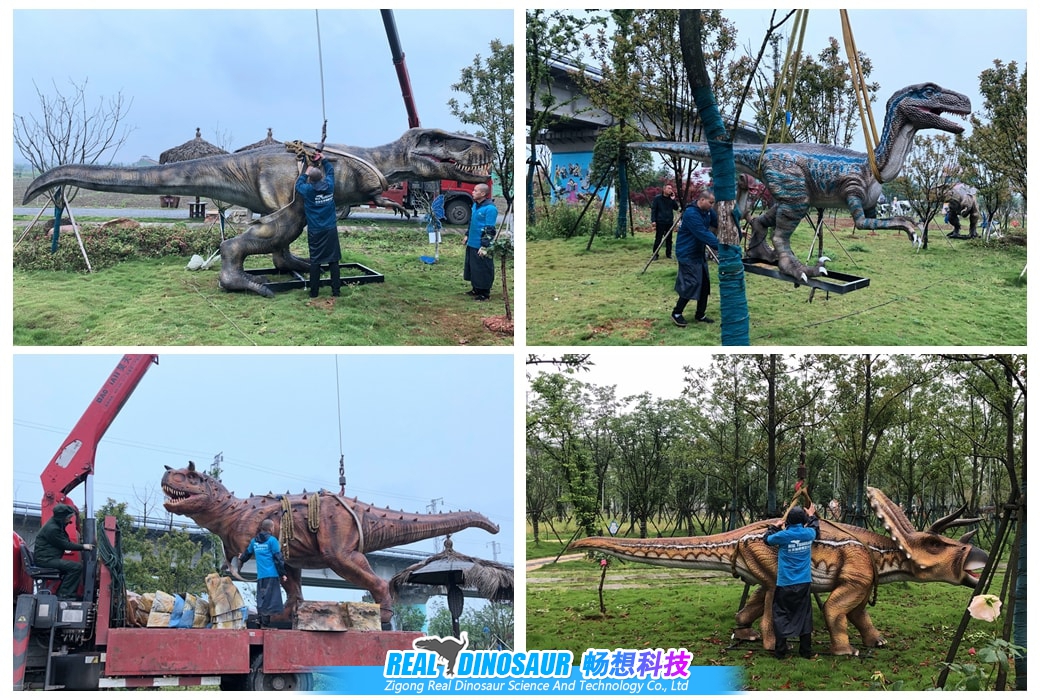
[39,354,158,524]
[381,9,421,129]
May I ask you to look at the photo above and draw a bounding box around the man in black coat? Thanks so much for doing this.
[34,503,94,598]
[650,183,680,259]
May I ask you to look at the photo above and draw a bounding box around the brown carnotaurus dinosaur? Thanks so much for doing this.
[570,487,987,656]
[161,461,499,628]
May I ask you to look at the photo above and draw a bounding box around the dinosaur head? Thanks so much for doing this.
[867,487,988,588]
[886,83,971,137]
[402,128,492,183]
[161,460,231,516]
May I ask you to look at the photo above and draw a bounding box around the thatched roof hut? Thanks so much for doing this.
[159,128,227,164]
[235,128,282,153]
[390,536,513,637]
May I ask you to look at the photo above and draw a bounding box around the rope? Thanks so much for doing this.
[280,496,294,558]
[840,10,882,182]
[314,10,328,143]
[308,493,321,533]
[181,280,258,345]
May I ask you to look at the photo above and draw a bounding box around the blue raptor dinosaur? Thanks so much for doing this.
[631,83,971,282]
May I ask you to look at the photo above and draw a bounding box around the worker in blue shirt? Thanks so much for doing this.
[295,151,341,298]
[463,183,498,301]
[239,519,287,628]
[671,190,719,327]
[764,504,820,659]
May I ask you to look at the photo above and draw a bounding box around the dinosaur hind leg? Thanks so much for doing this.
[325,552,394,629]
[772,203,827,281]
[745,207,779,263]
[219,201,307,297]
[282,566,304,614]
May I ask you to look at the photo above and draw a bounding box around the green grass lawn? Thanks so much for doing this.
[525,225,1026,346]
[13,219,513,346]
[527,557,1016,691]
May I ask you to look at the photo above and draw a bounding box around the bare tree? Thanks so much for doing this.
[15,78,135,207]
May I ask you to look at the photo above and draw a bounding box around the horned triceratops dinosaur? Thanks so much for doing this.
[631,83,971,282]
[160,461,499,628]
[570,487,987,656]
[22,128,492,297]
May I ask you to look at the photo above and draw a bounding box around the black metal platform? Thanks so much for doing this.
[742,258,870,295]
[247,262,385,294]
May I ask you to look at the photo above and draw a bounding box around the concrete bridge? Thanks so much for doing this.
[528,55,764,201]
[14,502,480,604]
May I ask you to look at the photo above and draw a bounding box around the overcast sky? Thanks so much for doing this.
[12,6,514,164]
[563,7,1027,153]
[13,353,515,573]
[527,350,714,402]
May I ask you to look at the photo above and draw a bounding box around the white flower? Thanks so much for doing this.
[967,594,1002,622]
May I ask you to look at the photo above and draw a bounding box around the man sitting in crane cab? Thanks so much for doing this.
[34,504,94,598]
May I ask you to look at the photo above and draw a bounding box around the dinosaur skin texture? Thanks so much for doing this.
[22,128,492,297]
[570,487,987,656]
[631,83,971,282]
[160,462,499,627]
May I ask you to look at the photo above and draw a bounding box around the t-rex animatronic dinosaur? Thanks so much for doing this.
[22,128,492,297]
[630,83,971,282]
[160,461,499,628]
[945,182,981,239]
[570,487,987,656]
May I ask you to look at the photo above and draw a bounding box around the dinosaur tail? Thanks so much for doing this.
[359,508,499,553]
[21,158,249,205]
[628,141,714,163]
[570,527,764,571]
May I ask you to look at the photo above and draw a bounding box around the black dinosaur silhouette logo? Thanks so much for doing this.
[413,631,469,677]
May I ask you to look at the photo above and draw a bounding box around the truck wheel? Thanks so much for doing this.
[445,199,471,226]
[247,653,313,691]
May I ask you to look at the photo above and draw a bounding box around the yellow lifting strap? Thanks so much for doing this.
[841,10,883,182]
[759,9,809,172]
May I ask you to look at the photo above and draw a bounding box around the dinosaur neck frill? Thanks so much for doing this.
[358,509,497,553]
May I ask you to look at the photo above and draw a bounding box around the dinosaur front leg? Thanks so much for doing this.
[282,565,304,614]
[733,586,765,643]
[370,193,411,218]
[218,201,307,297]
[821,581,869,656]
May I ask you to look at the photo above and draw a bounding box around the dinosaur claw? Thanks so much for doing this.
[818,256,831,264]
[819,266,828,276]
[800,273,808,283]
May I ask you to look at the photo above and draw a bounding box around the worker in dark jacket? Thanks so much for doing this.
[650,183,680,259]
[239,519,287,628]
[764,504,820,659]
[34,503,94,598]
[670,191,719,327]
[295,151,341,298]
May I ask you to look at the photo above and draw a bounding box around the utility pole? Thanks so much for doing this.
[427,498,444,551]
[486,541,500,561]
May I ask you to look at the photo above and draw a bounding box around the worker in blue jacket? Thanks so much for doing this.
[463,183,498,301]
[239,519,287,628]
[295,151,341,298]
[764,504,820,659]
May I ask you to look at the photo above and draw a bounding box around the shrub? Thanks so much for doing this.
[527,202,619,241]
[13,223,224,272]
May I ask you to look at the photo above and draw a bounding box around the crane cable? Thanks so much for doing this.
[841,10,882,182]
[315,10,328,145]
[335,356,346,495]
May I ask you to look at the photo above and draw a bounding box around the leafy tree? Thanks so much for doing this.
[449,39,514,216]
[526,10,606,222]
[963,61,1026,207]
[392,603,427,632]
[14,78,134,209]
[888,134,960,249]
[96,499,221,596]
[589,124,655,216]
[427,599,514,650]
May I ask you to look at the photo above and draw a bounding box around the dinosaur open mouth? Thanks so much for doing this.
[919,106,968,134]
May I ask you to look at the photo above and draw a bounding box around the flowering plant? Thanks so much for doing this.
[941,594,1025,690]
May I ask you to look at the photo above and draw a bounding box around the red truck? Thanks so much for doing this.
[13,354,418,691]
[353,10,491,226]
